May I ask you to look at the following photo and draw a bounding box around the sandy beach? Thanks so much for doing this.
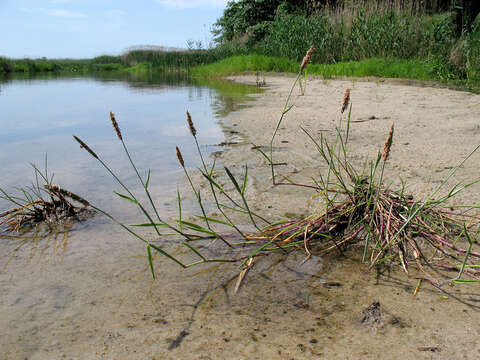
[2,75,480,359]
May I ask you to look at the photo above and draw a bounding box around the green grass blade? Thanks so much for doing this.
[149,243,186,268]
[147,244,156,279]
[182,242,206,261]
[145,169,151,189]
[252,144,272,163]
[245,240,274,263]
[177,187,182,232]
[225,166,259,230]
[452,279,480,284]
[224,167,242,193]
[130,222,169,227]
[454,224,474,282]
[175,220,216,236]
[241,165,248,196]
[114,191,139,204]
[283,104,294,115]
[345,103,352,144]
[195,216,233,227]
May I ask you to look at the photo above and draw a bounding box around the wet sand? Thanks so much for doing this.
[2,75,480,359]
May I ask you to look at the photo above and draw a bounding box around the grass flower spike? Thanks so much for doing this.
[176,146,185,167]
[110,111,123,141]
[73,135,99,159]
[186,111,197,137]
[382,123,394,161]
[300,46,315,73]
[341,88,351,114]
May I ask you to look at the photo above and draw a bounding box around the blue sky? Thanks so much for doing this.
[0,0,229,59]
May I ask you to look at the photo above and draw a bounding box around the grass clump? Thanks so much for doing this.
[0,158,93,233]
[73,47,480,291]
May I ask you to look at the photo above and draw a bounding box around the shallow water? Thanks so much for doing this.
[0,72,255,217]
[1,74,480,359]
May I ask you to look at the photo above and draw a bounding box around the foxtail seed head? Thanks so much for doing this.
[73,136,99,159]
[341,88,351,114]
[110,111,123,141]
[382,123,394,162]
[300,46,315,73]
[186,111,197,137]
[176,146,185,168]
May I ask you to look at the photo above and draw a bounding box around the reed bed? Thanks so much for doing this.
[73,47,480,290]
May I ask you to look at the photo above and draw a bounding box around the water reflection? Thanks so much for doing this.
[1,225,71,269]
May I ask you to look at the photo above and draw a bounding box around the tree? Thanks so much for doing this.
[454,0,480,36]
[212,0,479,45]
[212,0,311,44]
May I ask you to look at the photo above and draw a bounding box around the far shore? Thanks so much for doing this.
[2,54,479,93]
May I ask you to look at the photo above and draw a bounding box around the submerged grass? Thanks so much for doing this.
[72,47,480,292]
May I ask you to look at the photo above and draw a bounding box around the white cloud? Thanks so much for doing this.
[156,0,229,9]
[47,9,87,18]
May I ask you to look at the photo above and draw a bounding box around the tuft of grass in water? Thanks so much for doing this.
[0,156,92,233]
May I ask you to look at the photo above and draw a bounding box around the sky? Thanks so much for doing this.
[0,0,229,59]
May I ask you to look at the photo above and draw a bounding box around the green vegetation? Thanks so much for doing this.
[192,54,297,75]
[255,4,479,88]
[213,0,479,43]
[201,0,480,89]
[1,0,479,90]
[0,56,126,75]
[121,46,247,69]
[192,55,440,81]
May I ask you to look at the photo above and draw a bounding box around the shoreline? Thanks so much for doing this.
[3,55,479,94]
